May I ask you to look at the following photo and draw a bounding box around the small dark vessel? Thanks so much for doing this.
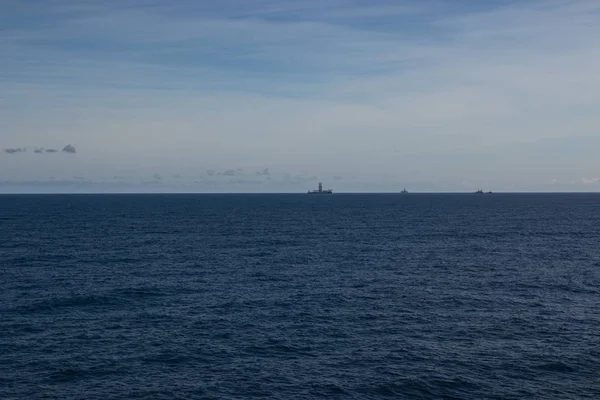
[401,188,408,194]
[308,182,332,194]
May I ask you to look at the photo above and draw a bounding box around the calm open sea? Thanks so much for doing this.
[1,193,599,399]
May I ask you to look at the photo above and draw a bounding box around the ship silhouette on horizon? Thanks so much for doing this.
[307,182,332,194]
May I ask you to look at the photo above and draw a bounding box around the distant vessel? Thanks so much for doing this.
[308,182,332,194]
[475,189,492,194]
[401,188,408,194]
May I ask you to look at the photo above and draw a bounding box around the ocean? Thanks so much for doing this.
[1,193,599,399]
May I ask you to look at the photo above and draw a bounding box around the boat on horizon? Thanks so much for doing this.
[308,182,332,194]
[401,188,408,194]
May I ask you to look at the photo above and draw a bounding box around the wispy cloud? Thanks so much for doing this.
[2,145,75,155]
[206,168,246,177]
[3,148,26,154]
[256,168,270,176]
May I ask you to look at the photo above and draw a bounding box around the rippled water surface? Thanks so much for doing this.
[2,193,600,399]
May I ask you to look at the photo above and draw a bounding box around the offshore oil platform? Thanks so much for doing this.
[307,182,332,194]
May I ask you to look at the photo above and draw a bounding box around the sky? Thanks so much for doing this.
[1,0,599,193]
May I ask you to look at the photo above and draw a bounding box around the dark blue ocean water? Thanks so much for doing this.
[1,193,600,399]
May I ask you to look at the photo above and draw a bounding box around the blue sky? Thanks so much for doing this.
[1,0,600,192]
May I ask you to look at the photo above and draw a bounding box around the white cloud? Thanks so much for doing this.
[581,178,600,185]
